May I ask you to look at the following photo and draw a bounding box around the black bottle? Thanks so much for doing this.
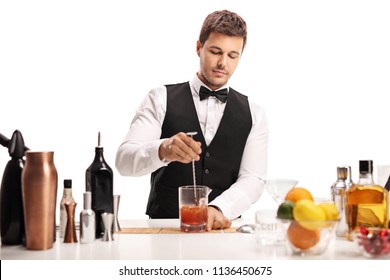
[384,175,390,192]
[0,130,27,245]
[85,132,113,238]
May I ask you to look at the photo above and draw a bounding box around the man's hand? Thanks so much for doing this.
[159,132,202,163]
[206,206,231,231]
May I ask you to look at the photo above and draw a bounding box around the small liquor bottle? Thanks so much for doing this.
[346,160,389,240]
[59,179,75,238]
[331,166,353,238]
[85,132,114,238]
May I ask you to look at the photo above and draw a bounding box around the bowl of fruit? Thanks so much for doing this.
[353,226,390,258]
[277,187,339,256]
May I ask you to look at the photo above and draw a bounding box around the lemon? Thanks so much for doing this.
[277,200,295,219]
[318,202,339,220]
[293,199,326,230]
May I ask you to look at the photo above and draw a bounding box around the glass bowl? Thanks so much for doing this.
[352,227,390,258]
[278,219,338,256]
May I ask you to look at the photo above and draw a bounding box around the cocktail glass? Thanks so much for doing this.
[265,179,299,205]
[260,179,298,245]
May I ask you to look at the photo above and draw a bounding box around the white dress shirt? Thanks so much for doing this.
[116,74,269,219]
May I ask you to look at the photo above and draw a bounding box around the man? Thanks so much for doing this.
[116,10,268,230]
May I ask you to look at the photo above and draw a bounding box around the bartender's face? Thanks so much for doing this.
[196,32,243,90]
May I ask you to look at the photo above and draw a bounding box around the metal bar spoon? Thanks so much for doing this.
[186,131,198,205]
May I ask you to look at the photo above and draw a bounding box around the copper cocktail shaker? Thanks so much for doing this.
[22,151,58,250]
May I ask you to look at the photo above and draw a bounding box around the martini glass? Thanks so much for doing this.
[264,178,299,206]
[259,179,298,245]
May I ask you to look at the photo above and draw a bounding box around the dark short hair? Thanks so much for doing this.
[199,10,247,50]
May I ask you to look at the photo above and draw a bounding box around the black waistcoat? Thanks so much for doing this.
[146,82,252,218]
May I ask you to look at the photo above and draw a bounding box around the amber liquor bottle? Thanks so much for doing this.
[85,132,113,238]
[346,160,389,240]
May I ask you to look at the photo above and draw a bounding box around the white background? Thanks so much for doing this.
[1,0,390,223]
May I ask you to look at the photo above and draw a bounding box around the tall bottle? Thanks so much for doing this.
[80,191,96,244]
[346,160,389,240]
[85,132,113,238]
[59,179,75,238]
[384,175,390,192]
[331,166,353,238]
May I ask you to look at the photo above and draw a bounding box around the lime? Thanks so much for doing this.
[277,200,295,219]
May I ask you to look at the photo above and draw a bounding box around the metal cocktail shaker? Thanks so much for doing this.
[331,166,353,238]
[22,151,58,250]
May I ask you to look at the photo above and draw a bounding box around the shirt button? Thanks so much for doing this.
[205,152,210,157]
[204,169,209,174]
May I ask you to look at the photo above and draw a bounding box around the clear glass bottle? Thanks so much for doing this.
[59,179,75,238]
[331,166,353,238]
[346,160,389,240]
[85,132,113,238]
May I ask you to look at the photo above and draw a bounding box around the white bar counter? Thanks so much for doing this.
[0,219,389,260]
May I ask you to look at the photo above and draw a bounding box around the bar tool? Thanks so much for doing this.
[101,212,114,241]
[113,195,121,232]
[64,202,78,243]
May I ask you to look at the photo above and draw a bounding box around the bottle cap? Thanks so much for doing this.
[337,166,348,180]
[64,179,72,189]
[359,160,373,174]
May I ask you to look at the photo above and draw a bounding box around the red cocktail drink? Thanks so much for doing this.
[180,205,208,232]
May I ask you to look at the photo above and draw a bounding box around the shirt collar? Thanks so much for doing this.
[190,74,229,96]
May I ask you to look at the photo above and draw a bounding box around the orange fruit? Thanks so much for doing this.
[287,221,320,250]
[284,187,313,203]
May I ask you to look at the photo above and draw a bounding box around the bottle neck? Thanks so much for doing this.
[63,188,73,198]
[94,147,105,161]
[83,193,92,210]
[357,172,375,185]
[84,199,91,210]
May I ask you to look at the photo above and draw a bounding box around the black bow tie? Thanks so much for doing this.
[199,86,228,103]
